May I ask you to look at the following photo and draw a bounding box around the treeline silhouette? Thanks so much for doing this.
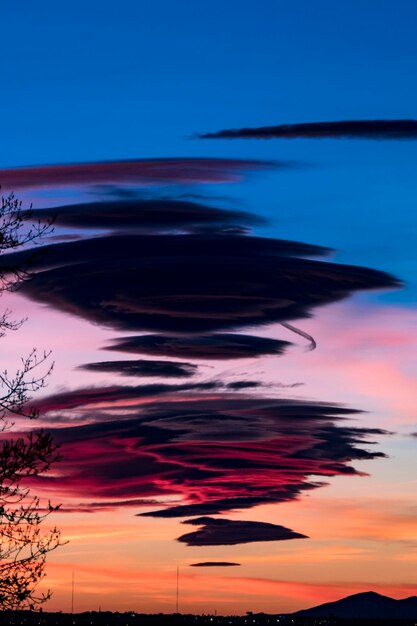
[1,612,415,626]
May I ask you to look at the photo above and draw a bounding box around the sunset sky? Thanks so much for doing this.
[1,0,416,615]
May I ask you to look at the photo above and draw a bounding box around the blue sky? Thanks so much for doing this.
[3,0,417,161]
[2,0,417,299]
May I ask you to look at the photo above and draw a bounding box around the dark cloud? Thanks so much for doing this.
[28,381,223,413]
[177,517,307,546]
[78,359,198,378]
[29,198,265,232]
[45,233,84,243]
[24,395,387,518]
[139,488,318,518]
[0,158,271,191]
[199,119,417,140]
[190,562,240,567]
[3,232,397,335]
[56,498,165,513]
[226,381,260,390]
[3,232,330,272]
[106,334,291,360]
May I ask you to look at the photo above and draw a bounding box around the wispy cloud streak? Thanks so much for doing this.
[0,158,273,190]
[199,119,417,140]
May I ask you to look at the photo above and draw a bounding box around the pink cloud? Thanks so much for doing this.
[0,158,269,190]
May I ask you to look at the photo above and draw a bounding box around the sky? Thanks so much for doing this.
[1,0,416,615]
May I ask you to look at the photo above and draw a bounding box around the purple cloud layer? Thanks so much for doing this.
[0,158,272,190]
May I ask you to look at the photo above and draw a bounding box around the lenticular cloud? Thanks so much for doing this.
[0,157,272,190]
[2,231,398,335]
[10,158,399,547]
[27,394,388,546]
[177,517,308,546]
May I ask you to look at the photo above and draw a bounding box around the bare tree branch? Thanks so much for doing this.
[0,188,63,610]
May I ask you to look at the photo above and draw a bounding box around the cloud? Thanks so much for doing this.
[3,184,399,537]
[53,498,165,513]
[4,231,397,335]
[177,517,308,546]
[139,488,318,518]
[199,119,417,140]
[0,158,272,191]
[3,230,330,274]
[190,562,240,567]
[226,381,260,390]
[29,378,282,415]
[29,198,265,232]
[25,395,387,517]
[106,333,291,360]
[78,359,198,378]
[28,381,222,412]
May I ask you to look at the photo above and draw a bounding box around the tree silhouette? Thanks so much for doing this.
[0,190,62,610]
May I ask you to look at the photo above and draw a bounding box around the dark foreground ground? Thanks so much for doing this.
[1,613,415,626]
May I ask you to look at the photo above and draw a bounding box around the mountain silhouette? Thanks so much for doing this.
[295,591,417,619]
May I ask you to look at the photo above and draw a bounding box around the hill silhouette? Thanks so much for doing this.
[295,591,417,619]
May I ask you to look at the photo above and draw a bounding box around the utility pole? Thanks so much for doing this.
[71,571,75,614]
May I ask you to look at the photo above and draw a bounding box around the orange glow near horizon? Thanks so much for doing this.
[4,294,417,614]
